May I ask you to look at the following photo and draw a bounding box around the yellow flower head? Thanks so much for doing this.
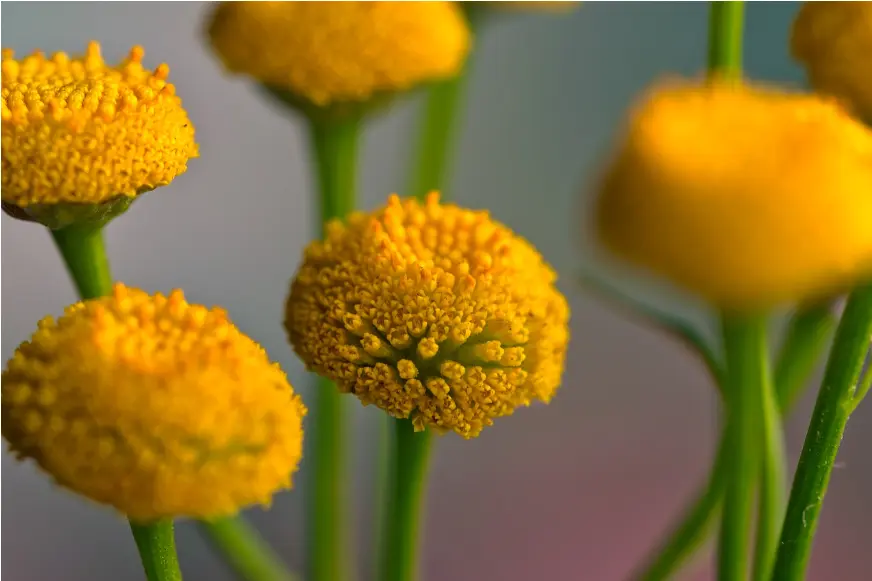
[595,78,872,310]
[791,2,872,122]
[2,284,305,522]
[286,193,569,439]
[1,42,198,208]
[206,1,471,108]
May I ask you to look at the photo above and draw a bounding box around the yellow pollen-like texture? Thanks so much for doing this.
[286,193,570,438]
[595,78,872,310]
[1,284,306,522]
[791,2,872,122]
[206,1,471,106]
[1,42,198,206]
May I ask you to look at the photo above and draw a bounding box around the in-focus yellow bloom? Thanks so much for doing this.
[791,2,872,122]
[286,193,569,438]
[595,78,872,310]
[206,1,471,108]
[1,42,198,208]
[2,284,305,522]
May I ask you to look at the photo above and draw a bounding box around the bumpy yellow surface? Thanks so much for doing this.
[791,2,872,122]
[206,1,470,106]
[1,284,305,522]
[286,193,569,438]
[595,78,872,310]
[1,42,198,206]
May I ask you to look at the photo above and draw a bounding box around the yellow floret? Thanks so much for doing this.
[595,78,872,310]
[791,2,872,122]
[1,42,198,207]
[1,284,305,522]
[206,1,471,107]
[286,193,570,439]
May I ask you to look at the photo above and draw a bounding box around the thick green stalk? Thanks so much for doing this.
[771,284,872,581]
[130,521,184,581]
[199,518,297,581]
[718,314,767,581]
[381,419,433,581]
[51,223,113,300]
[707,1,744,78]
[307,116,360,581]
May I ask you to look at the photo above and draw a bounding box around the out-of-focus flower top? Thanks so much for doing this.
[206,1,471,108]
[791,2,872,123]
[286,194,570,438]
[1,284,306,522]
[1,42,197,208]
[595,78,872,311]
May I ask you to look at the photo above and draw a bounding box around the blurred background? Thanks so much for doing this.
[2,2,869,580]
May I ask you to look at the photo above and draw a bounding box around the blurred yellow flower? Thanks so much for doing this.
[206,1,471,107]
[2,284,305,522]
[791,2,872,121]
[1,42,198,207]
[286,193,569,438]
[595,78,872,310]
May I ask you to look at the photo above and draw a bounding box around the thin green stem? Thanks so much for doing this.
[306,116,361,581]
[718,314,766,581]
[407,6,481,202]
[50,223,113,299]
[707,2,744,78]
[772,284,872,581]
[372,410,391,581]
[775,304,837,413]
[381,419,433,581]
[854,360,872,408]
[199,517,297,581]
[130,521,184,581]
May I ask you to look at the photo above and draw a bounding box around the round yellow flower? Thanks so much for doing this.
[286,193,569,439]
[791,2,872,122]
[206,1,471,107]
[1,42,198,207]
[2,284,305,522]
[595,78,872,310]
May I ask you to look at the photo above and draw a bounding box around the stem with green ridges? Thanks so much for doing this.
[199,518,298,581]
[307,114,361,581]
[380,419,433,581]
[407,5,481,202]
[130,521,184,581]
[771,283,872,581]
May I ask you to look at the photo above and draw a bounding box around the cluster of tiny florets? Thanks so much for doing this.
[2,284,305,522]
[1,42,198,206]
[286,193,569,438]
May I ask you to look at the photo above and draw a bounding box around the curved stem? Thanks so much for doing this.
[199,517,297,581]
[307,116,360,581]
[771,284,872,581]
[130,521,184,581]
[381,419,433,581]
[50,223,113,299]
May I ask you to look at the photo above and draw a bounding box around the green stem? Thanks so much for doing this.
[407,7,481,202]
[707,1,744,78]
[50,223,113,299]
[306,116,360,581]
[372,410,391,581]
[718,314,767,581]
[775,304,837,413]
[854,360,872,408]
[381,419,433,581]
[771,284,872,581]
[130,521,184,581]
[199,517,297,581]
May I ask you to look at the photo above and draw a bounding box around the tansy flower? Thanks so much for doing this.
[791,2,872,122]
[595,78,872,310]
[286,193,569,438]
[1,284,305,522]
[206,1,471,109]
[1,42,197,223]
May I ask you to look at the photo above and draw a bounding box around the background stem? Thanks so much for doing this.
[307,116,360,581]
[200,518,297,581]
[381,420,433,581]
[775,304,837,413]
[771,284,872,581]
[130,521,184,581]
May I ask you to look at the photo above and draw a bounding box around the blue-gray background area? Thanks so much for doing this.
[1,2,869,580]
